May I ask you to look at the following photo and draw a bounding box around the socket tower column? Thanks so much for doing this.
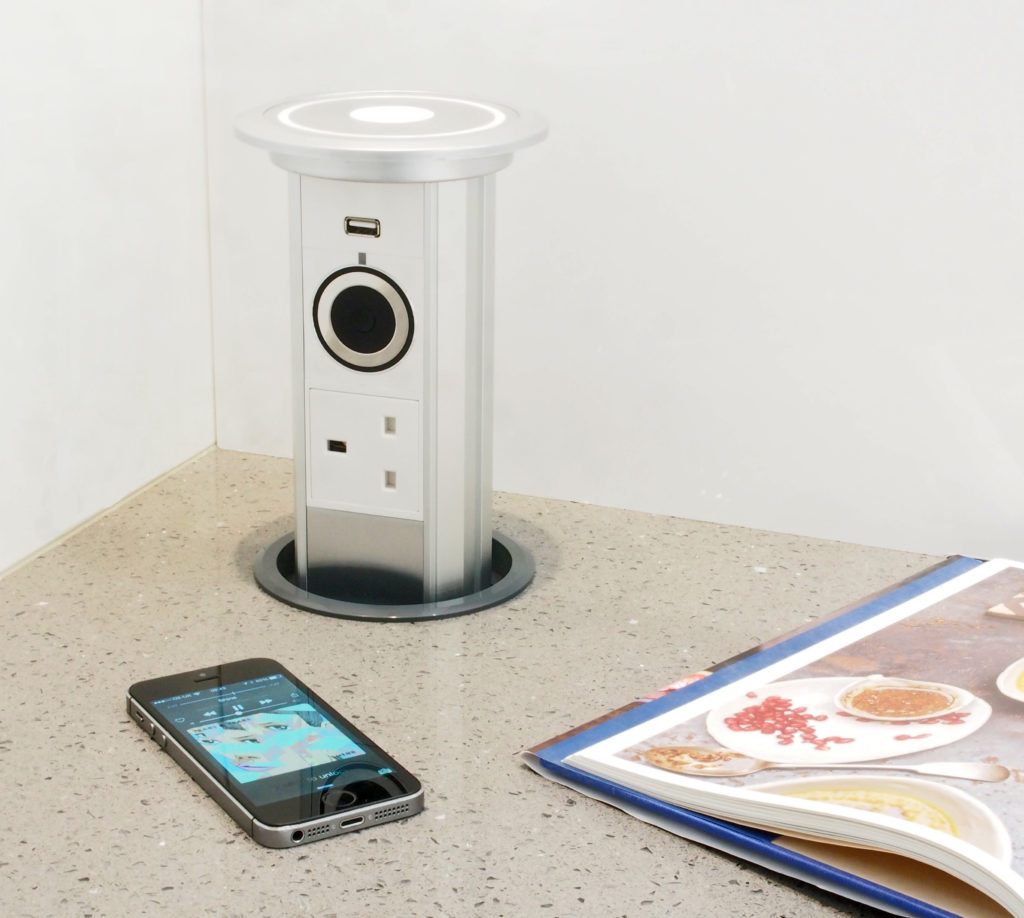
[237,91,546,621]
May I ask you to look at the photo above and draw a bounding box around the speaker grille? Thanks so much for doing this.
[372,803,410,822]
[306,823,334,839]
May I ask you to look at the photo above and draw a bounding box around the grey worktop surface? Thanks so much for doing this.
[0,449,942,917]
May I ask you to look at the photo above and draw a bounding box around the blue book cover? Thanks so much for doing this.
[524,557,1024,918]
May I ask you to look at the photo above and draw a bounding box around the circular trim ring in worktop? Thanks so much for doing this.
[254,532,535,622]
[235,90,548,182]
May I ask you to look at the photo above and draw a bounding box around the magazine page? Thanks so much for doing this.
[565,559,1024,917]
[528,757,1011,918]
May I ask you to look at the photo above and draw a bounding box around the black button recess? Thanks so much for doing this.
[330,286,397,354]
[312,266,414,372]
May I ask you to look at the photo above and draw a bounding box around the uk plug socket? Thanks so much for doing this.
[307,389,421,518]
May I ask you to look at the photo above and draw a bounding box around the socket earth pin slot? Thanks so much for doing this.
[344,217,381,238]
[327,440,348,453]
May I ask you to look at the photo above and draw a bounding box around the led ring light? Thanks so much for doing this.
[312,267,413,371]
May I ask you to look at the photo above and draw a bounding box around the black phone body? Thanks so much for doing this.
[127,657,423,848]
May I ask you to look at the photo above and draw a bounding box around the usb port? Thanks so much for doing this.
[345,217,381,238]
[340,816,364,828]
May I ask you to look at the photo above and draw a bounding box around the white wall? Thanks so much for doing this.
[0,1,215,573]
[1,3,1019,572]
[204,1,1024,560]
[12,7,1017,584]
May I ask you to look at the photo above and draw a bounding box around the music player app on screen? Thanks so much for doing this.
[188,704,364,783]
[152,673,366,787]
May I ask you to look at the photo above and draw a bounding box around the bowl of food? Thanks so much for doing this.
[996,657,1024,703]
[835,675,972,721]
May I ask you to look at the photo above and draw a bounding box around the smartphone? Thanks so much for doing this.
[127,657,423,848]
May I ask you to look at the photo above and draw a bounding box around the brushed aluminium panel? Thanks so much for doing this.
[427,177,493,601]
[306,507,424,605]
[289,174,309,588]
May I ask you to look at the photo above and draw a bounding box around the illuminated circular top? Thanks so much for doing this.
[236,90,547,182]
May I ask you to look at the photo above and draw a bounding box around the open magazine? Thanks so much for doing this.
[523,557,1024,918]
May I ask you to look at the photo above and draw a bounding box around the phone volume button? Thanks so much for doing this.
[153,727,167,748]
[134,709,155,735]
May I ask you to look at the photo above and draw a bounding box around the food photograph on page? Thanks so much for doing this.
[614,564,1024,872]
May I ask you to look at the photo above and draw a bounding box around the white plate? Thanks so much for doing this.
[707,677,990,765]
[996,657,1024,703]
[755,774,1012,864]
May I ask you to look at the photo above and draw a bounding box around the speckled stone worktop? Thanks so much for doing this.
[0,449,941,917]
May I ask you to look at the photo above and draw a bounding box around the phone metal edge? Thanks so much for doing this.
[128,693,256,837]
[251,785,425,848]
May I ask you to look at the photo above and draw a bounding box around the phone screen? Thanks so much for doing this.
[186,697,364,785]
[143,668,417,822]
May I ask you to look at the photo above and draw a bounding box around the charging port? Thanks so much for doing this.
[345,217,381,238]
[340,816,364,828]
